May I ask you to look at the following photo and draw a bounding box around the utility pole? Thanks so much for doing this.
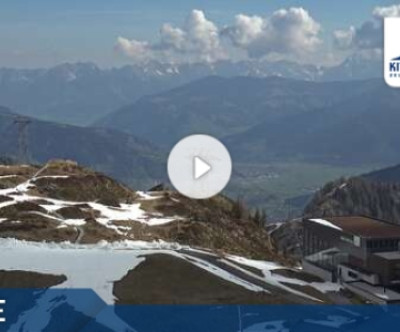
[13,116,31,164]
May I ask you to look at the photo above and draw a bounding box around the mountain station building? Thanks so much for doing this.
[303,216,400,303]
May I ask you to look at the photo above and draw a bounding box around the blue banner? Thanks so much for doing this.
[1,289,400,332]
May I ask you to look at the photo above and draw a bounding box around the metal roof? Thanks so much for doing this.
[308,216,400,239]
[375,252,400,260]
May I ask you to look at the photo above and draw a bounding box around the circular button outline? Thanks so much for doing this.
[167,134,232,199]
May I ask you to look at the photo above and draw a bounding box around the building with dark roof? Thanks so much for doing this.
[303,216,400,303]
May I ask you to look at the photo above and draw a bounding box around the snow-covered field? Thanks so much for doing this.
[0,238,341,305]
[0,238,266,303]
[0,238,149,304]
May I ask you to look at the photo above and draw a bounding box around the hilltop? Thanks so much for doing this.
[0,160,345,310]
[0,160,276,259]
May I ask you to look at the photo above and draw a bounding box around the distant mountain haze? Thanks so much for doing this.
[98,76,366,147]
[0,56,381,126]
[99,76,400,167]
[226,80,400,165]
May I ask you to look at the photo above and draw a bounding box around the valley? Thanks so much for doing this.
[226,162,376,220]
[1,71,399,219]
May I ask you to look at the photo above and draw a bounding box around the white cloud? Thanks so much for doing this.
[115,38,151,62]
[116,8,321,63]
[223,15,265,49]
[116,9,226,63]
[219,7,321,58]
[182,10,222,60]
[268,8,321,53]
[333,4,400,51]
[159,24,186,50]
[373,4,400,18]
[333,27,356,50]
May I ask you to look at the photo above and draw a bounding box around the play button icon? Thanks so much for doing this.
[167,135,232,199]
[194,156,211,180]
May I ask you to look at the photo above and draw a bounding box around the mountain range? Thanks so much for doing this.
[226,79,400,165]
[0,56,381,126]
[99,76,400,166]
[97,76,372,147]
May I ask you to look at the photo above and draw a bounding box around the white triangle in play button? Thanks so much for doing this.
[167,135,232,199]
[194,156,211,180]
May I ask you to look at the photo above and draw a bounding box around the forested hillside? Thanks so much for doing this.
[304,177,400,224]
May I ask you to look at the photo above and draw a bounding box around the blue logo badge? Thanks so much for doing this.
[389,56,400,78]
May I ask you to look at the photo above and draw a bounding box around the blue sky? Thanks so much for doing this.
[0,0,398,67]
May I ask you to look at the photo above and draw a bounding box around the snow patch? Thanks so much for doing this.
[226,255,282,271]
[136,191,159,200]
[181,254,266,293]
[33,175,70,180]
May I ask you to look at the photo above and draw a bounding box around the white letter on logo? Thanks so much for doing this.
[0,300,5,322]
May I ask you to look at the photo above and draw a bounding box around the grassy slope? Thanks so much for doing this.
[114,254,306,305]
